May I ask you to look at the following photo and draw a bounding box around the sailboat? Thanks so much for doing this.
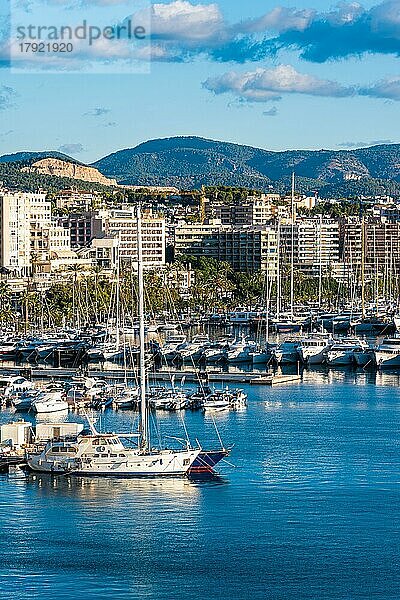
[26,207,230,478]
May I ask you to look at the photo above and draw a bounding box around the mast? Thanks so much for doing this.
[374,225,378,315]
[361,211,365,320]
[137,205,150,451]
[290,172,295,319]
[318,213,323,309]
[276,220,281,320]
[115,235,120,351]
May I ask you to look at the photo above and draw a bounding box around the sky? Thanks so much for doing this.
[0,0,399,163]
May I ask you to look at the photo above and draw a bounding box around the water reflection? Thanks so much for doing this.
[25,472,206,504]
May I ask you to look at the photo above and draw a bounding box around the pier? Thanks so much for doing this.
[0,365,303,386]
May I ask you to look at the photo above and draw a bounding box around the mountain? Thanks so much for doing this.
[0,151,83,165]
[2,138,400,197]
[0,152,118,189]
[93,136,400,194]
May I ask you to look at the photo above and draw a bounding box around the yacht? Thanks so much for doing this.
[151,389,188,411]
[113,387,140,410]
[203,388,247,412]
[157,335,187,362]
[393,315,400,333]
[226,337,256,363]
[325,337,368,366]
[298,334,333,365]
[272,340,300,365]
[202,341,229,363]
[177,335,210,362]
[375,338,400,368]
[353,347,375,367]
[31,391,69,414]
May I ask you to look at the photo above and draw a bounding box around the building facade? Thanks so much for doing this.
[280,218,340,277]
[203,194,281,226]
[174,220,278,277]
[94,208,166,270]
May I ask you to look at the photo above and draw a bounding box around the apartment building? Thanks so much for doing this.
[94,208,166,270]
[203,194,281,226]
[0,191,32,275]
[58,212,96,248]
[340,218,400,278]
[280,218,340,277]
[174,220,278,277]
[55,189,100,211]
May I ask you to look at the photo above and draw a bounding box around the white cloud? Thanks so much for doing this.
[360,77,400,100]
[204,65,354,103]
[239,7,316,35]
[151,0,225,43]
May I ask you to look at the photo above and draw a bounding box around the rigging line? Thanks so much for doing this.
[210,413,225,449]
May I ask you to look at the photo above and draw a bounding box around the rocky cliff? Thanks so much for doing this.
[22,158,118,187]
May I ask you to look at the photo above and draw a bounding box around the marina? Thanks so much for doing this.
[1,368,400,599]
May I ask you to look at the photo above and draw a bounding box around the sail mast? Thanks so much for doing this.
[137,205,149,451]
[276,220,281,320]
[115,234,120,351]
[290,172,295,319]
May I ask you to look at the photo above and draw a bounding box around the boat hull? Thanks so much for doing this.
[27,448,201,477]
[300,349,326,365]
[375,352,400,368]
[188,450,229,478]
[326,351,355,366]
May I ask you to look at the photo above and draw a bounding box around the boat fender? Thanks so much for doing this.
[97,446,106,453]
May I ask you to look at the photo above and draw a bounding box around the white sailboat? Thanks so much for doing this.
[27,207,229,478]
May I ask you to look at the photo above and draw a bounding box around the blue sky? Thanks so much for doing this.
[0,0,399,163]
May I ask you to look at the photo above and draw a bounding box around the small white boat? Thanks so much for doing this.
[151,389,187,410]
[113,387,140,409]
[226,338,256,363]
[158,335,187,361]
[32,391,69,414]
[178,335,210,362]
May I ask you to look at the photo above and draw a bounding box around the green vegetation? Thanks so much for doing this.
[93,136,400,197]
[0,162,118,194]
[299,200,362,218]
[203,186,261,203]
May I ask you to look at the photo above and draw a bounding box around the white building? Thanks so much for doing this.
[0,191,39,275]
[280,218,340,277]
[94,208,166,270]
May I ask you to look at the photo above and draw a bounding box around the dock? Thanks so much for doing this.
[0,365,302,386]
[250,374,302,386]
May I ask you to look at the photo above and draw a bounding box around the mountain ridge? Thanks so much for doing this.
[1,137,400,197]
[92,136,400,191]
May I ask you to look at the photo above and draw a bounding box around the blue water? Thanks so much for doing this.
[1,369,400,599]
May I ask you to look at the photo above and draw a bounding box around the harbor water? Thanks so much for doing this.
[1,369,400,599]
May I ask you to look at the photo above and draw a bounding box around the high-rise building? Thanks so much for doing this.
[174,220,278,277]
[94,208,166,269]
[0,191,32,275]
[280,218,340,277]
